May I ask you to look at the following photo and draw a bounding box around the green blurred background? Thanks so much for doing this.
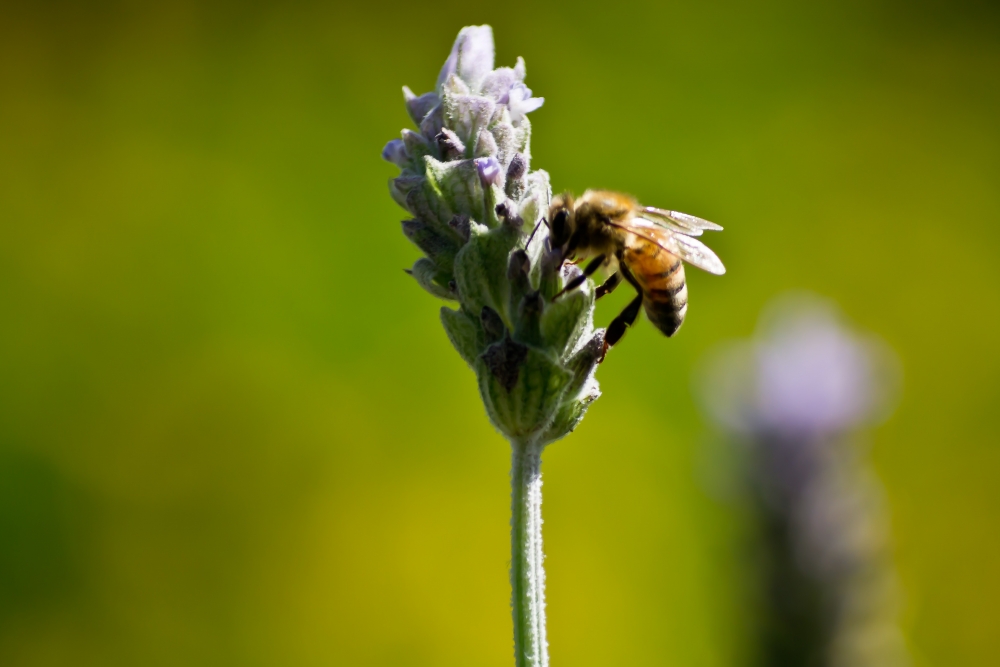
[1,1,998,665]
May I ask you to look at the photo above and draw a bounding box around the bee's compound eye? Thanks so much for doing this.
[551,209,570,245]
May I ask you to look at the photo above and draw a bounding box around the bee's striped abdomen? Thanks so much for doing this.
[624,244,688,337]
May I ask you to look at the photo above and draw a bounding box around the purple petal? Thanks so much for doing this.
[507,83,544,123]
[475,156,503,189]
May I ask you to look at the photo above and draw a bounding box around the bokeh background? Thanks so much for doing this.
[2,1,998,665]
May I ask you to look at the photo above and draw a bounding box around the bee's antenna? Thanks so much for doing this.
[525,217,546,248]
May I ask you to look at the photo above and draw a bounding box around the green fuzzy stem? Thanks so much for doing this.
[510,437,548,667]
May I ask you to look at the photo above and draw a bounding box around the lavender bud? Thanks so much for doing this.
[448,214,471,242]
[506,152,527,181]
[480,336,528,392]
[401,219,461,269]
[514,291,543,346]
[381,139,408,167]
[475,156,504,189]
[419,104,444,143]
[505,152,528,199]
[436,25,495,93]
[495,200,523,228]
[401,129,431,163]
[436,127,466,160]
[473,128,499,158]
[403,86,440,125]
[507,249,530,282]
[481,305,506,343]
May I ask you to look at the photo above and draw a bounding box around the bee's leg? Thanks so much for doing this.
[605,294,643,349]
[524,218,545,248]
[553,254,605,300]
[602,262,644,355]
[595,272,621,300]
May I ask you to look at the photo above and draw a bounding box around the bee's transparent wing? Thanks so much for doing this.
[618,218,727,275]
[667,232,726,275]
[639,206,723,237]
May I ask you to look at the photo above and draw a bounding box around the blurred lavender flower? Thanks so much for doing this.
[696,293,908,667]
[701,294,898,441]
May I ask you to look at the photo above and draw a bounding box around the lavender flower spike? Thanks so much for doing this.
[383,26,601,667]
[696,293,909,667]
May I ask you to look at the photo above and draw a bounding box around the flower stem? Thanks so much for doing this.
[510,437,549,667]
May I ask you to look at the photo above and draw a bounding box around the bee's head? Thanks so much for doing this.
[548,193,575,251]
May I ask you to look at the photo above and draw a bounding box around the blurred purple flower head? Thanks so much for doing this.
[756,310,876,436]
[698,294,899,440]
[475,156,503,189]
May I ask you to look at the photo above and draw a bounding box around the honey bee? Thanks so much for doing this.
[547,189,725,349]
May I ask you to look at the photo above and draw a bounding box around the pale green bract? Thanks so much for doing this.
[383,25,602,446]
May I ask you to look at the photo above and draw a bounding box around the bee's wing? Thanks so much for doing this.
[666,232,727,275]
[639,206,723,236]
[616,218,727,275]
